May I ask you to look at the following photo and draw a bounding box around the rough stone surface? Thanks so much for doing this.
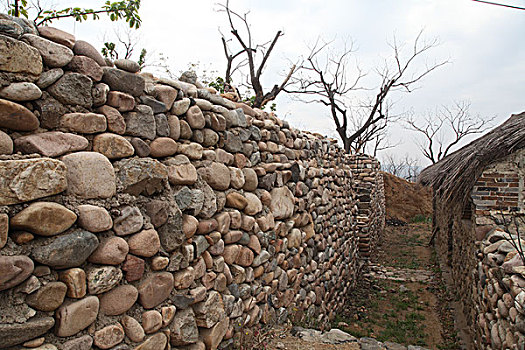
[93,133,134,159]
[102,67,145,96]
[0,34,42,80]
[93,323,125,349]
[128,229,161,257]
[14,131,88,157]
[48,72,93,107]
[0,158,67,205]
[22,34,73,68]
[60,112,107,134]
[115,158,168,196]
[87,266,122,294]
[66,55,103,81]
[62,152,116,199]
[150,137,178,158]
[270,187,295,219]
[32,230,99,269]
[11,201,76,236]
[170,308,199,346]
[124,105,156,140]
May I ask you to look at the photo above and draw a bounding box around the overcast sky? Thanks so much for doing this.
[12,0,525,166]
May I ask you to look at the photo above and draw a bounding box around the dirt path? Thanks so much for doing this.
[264,222,460,350]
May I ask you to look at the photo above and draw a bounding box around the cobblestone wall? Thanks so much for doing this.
[433,150,525,349]
[0,15,385,350]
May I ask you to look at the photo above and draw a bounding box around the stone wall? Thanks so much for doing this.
[349,154,385,260]
[432,149,525,349]
[0,15,385,350]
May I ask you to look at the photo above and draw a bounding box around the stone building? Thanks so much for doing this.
[419,112,525,349]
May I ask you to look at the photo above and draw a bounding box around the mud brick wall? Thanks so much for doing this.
[0,15,385,350]
[349,154,385,260]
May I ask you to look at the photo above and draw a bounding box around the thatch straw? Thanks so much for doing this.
[418,112,525,207]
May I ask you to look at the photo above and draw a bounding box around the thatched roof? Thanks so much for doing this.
[418,112,525,207]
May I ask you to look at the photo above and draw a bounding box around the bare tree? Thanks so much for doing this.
[405,100,496,164]
[286,32,447,154]
[381,153,421,181]
[217,0,299,108]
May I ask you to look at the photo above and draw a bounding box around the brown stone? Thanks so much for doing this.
[242,168,258,191]
[142,310,162,334]
[122,254,145,282]
[134,333,167,350]
[197,162,230,190]
[55,296,100,337]
[107,91,136,112]
[0,317,54,349]
[113,206,143,236]
[155,85,178,109]
[88,236,129,265]
[73,40,106,66]
[248,235,261,254]
[179,142,203,159]
[226,192,248,210]
[38,26,75,49]
[0,213,7,249]
[168,114,181,140]
[26,281,67,311]
[146,200,169,228]
[197,219,218,235]
[62,152,116,199]
[99,285,138,316]
[0,99,39,131]
[151,256,169,270]
[77,204,113,232]
[193,291,225,328]
[0,34,43,80]
[183,215,199,239]
[128,229,161,257]
[93,323,125,349]
[60,112,107,133]
[0,255,34,291]
[170,308,199,346]
[0,130,12,155]
[137,272,174,309]
[173,267,195,289]
[0,158,67,205]
[149,137,178,157]
[11,201,76,236]
[200,316,229,350]
[161,305,177,327]
[14,131,88,157]
[270,187,294,219]
[96,105,127,134]
[66,55,103,81]
[122,315,145,343]
[62,335,93,350]
[223,245,241,265]
[186,105,205,129]
[93,133,134,159]
[167,158,198,186]
[244,192,262,215]
[236,247,255,267]
[223,230,243,244]
[59,268,86,298]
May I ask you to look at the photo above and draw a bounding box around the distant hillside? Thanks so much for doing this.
[383,172,433,223]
